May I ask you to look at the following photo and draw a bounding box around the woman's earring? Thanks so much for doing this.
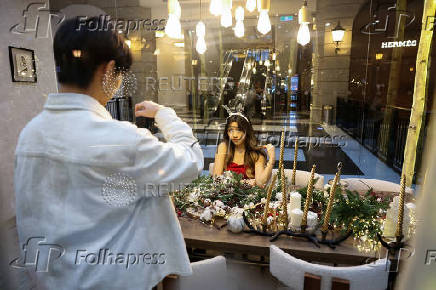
[102,69,121,99]
[117,70,137,98]
[102,69,137,99]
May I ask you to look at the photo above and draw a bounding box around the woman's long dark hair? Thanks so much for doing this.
[222,115,267,178]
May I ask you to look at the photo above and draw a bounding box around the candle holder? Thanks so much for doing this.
[270,227,321,247]
[270,162,352,249]
[377,175,406,256]
[270,225,353,249]
[242,212,276,236]
[377,233,405,254]
[318,228,353,249]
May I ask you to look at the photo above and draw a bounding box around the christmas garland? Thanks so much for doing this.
[171,172,393,248]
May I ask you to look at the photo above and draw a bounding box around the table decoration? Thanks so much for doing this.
[172,159,395,250]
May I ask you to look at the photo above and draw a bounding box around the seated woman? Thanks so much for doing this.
[213,111,275,188]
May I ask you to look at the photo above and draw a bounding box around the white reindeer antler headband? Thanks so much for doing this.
[222,105,250,123]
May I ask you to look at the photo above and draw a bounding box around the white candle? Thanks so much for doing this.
[289,191,301,212]
[383,219,395,237]
[290,208,303,230]
[307,211,318,230]
[383,203,412,238]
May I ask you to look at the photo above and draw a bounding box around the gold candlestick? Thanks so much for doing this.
[321,162,342,233]
[273,208,278,231]
[262,174,277,226]
[291,138,298,186]
[278,131,285,174]
[395,174,406,238]
[301,164,316,229]
[280,163,288,228]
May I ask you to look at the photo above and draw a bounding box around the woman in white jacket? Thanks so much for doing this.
[14,17,203,290]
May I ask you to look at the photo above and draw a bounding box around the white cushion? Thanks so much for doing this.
[341,178,414,195]
[268,169,324,190]
[175,256,228,290]
[270,245,389,290]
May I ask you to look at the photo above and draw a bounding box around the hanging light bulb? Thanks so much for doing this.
[165,0,183,39]
[246,0,256,12]
[196,0,207,54]
[253,67,257,74]
[259,60,263,65]
[196,21,205,37]
[275,65,280,71]
[196,37,207,54]
[264,59,270,67]
[220,0,232,27]
[257,10,271,34]
[297,22,310,46]
[165,13,182,39]
[221,9,232,27]
[235,6,244,21]
[174,0,181,18]
[209,0,223,16]
[298,1,310,25]
[234,6,244,38]
[234,21,244,37]
[297,0,311,45]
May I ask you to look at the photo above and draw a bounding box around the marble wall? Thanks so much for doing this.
[0,0,58,224]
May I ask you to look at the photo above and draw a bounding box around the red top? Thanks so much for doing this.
[225,162,249,179]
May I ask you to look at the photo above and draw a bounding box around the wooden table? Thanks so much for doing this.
[179,217,384,266]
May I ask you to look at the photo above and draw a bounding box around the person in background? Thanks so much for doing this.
[245,80,265,120]
[14,17,203,290]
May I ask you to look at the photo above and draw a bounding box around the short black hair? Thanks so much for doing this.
[53,17,132,89]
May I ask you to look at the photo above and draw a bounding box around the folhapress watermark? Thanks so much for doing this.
[75,249,166,269]
[10,237,65,272]
[425,250,436,265]
[360,4,415,38]
[10,2,65,38]
[10,236,167,272]
[76,15,166,34]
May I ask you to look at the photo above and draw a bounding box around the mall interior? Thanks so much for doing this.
[1,0,436,289]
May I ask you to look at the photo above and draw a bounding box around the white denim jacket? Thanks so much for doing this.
[14,93,203,289]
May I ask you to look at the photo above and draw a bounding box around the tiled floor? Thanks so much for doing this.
[174,108,401,184]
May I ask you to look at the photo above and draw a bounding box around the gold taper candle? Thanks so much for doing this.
[278,131,285,173]
[301,164,316,227]
[262,174,278,226]
[291,138,298,185]
[395,174,406,238]
[321,163,342,233]
[273,208,278,231]
[280,163,288,228]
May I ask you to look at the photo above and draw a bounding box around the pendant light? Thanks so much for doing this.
[165,0,183,39]
[221,0,232,28]
[234,6,244,38]
[256,0,271,35]
[246,0,256,13]
[297,0,310,45]
[196,0,207,54]
[209,0,223,16]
